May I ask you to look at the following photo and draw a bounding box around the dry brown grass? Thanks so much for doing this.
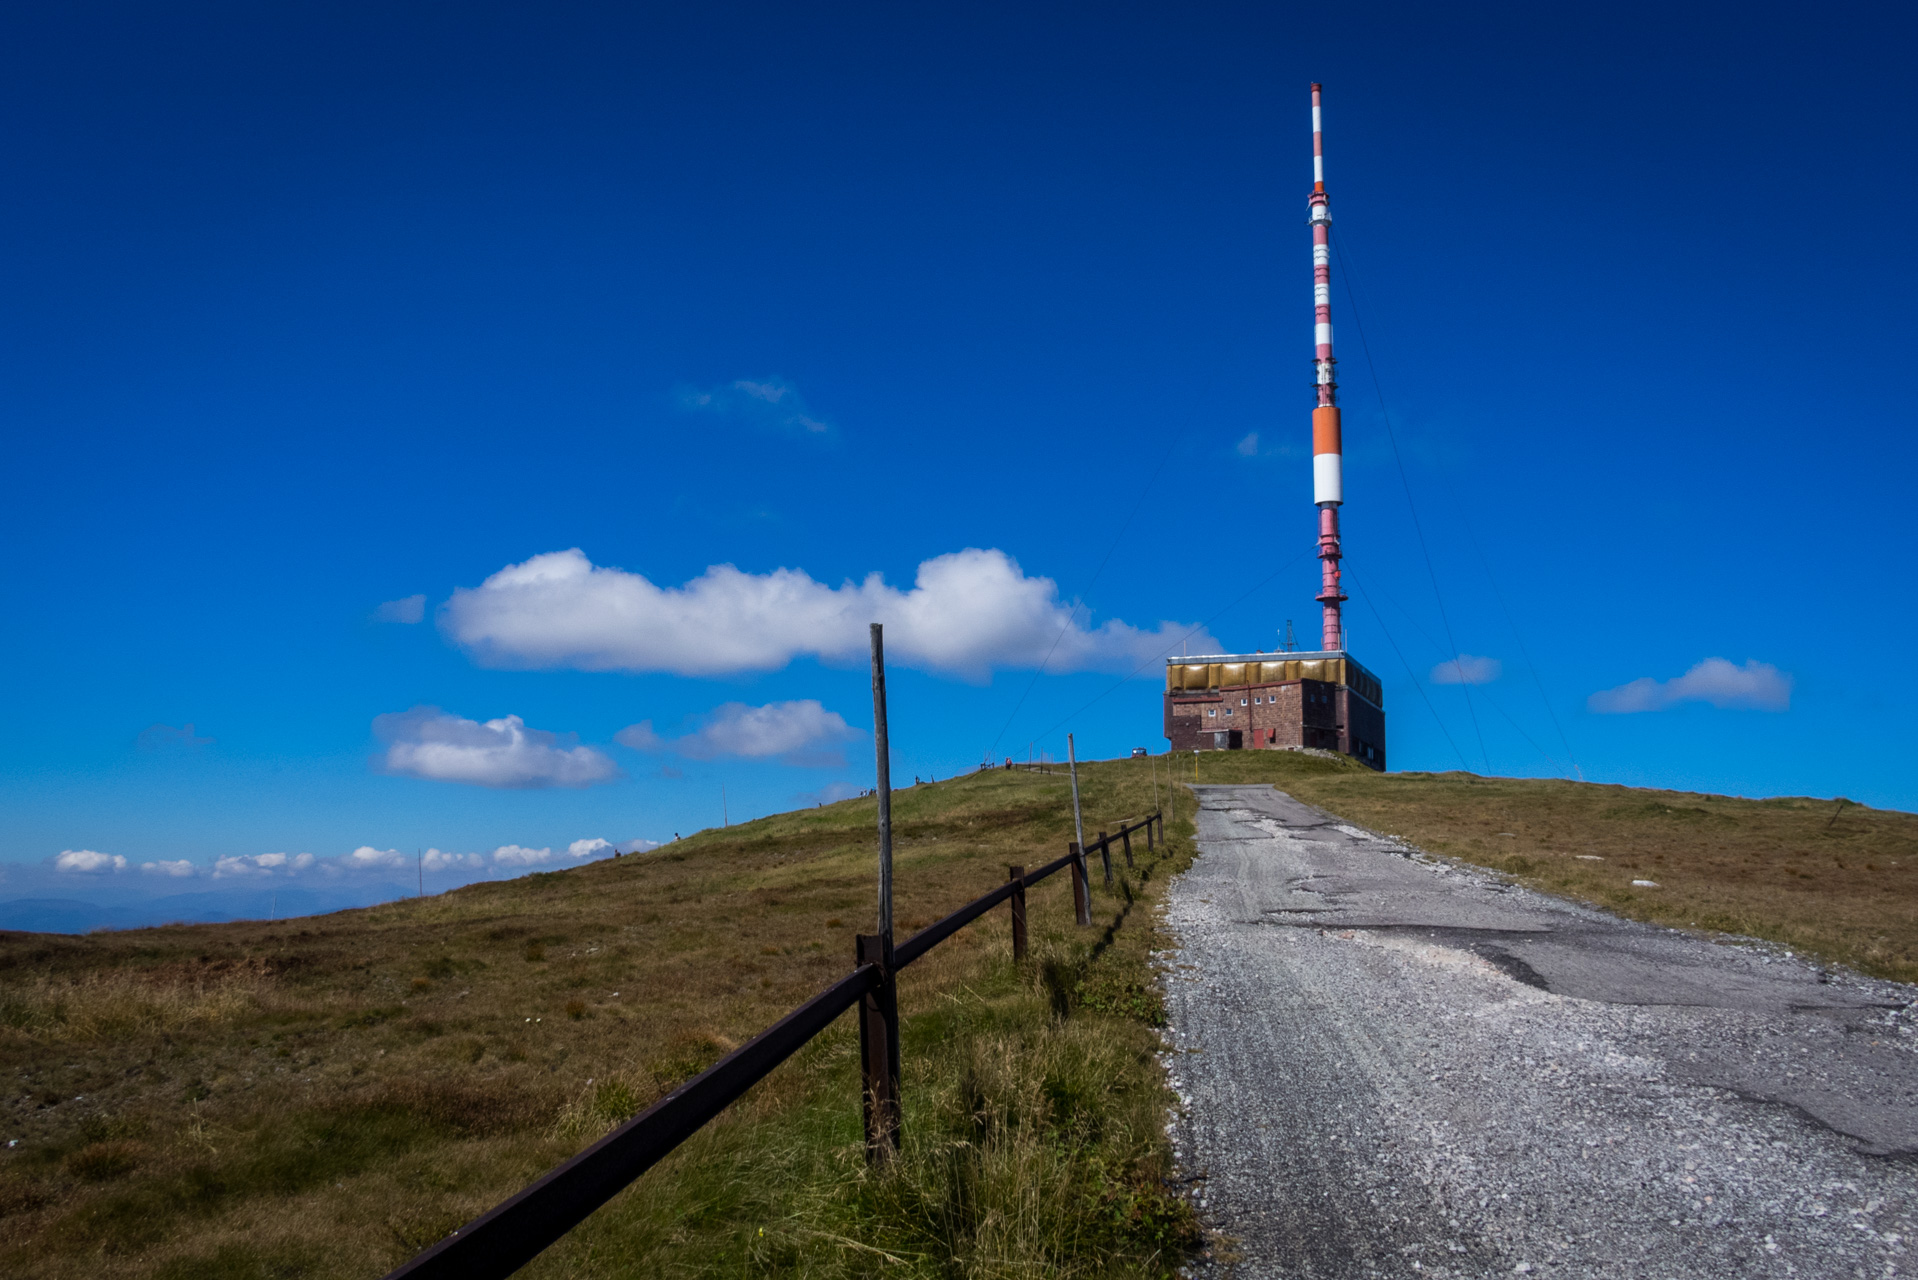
[0,965,264,1041]
[1182,749,1918,980]
[0,758,1195,1278]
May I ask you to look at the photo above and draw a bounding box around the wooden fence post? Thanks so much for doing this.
[1121,825,1134,867]
[855,934,900,1163]
[1069,842,1091,926]
[1097,830,1112,885]
[1008,866,1027,960]
[1145,814,1155,851]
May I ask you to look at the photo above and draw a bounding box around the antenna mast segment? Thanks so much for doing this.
[1308,82,1347,651]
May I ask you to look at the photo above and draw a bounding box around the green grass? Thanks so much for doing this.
[0,759,1199,1278]
[520,932,1196,1278]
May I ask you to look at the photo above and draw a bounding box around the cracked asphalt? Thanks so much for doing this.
[1161,784,1918,1279]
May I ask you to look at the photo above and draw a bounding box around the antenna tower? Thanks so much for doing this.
[1308,83,1347,651]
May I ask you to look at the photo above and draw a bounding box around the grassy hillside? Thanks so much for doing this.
[1183,749,1918,982]
[9,748,1913,1278]
[0,760,1198,1279]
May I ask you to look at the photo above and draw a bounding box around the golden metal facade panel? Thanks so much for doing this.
[1164,656,1382,710]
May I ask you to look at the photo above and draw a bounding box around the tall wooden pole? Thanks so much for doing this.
[871,624,894,946]
[863,624,901,1161]
[1067,732,1085,854]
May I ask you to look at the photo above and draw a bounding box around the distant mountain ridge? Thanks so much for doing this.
[0,884,413,934]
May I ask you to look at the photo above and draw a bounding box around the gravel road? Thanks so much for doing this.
[1161,784,1918,1279]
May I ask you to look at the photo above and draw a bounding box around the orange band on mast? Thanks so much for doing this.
[1312,406,1342,455]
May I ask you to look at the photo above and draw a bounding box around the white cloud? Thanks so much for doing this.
[1236,432,1259,457]
[679,375,833,436]
[373,707,620,789]
[345,846,408,870]
[1588,658,1792,714]
[680,701,856,765]
[374,594,427,624]
[213,852,318,878]
[56,849,125,874]
[422,848,485,871]
[141,859,197,878]
[1431,655,1502,686]
[492,844,554,867]
[619,700,860,767]
[443,547,1216,681]
[567,837,657,859]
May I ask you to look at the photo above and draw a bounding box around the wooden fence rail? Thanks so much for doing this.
[381,809,1164,1280]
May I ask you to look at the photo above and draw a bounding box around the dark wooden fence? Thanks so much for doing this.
[381,810,1165,1280]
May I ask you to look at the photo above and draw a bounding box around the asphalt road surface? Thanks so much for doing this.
[1161,784,1918,1279]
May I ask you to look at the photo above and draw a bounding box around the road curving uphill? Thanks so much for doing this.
[1163,783,1918,1278]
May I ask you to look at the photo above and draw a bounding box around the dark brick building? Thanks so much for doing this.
[1163,651,1385,771]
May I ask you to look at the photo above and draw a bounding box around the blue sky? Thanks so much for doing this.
[3,1,1914,912]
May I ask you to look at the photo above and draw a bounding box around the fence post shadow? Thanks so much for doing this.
[1008,865,1028,961]
[1070,842,1091,926]
[856,934,901,1164]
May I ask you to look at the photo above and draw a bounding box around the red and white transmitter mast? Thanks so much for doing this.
[1308,82,1346,651]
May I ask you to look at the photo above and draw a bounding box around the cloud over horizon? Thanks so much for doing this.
[55,849,125,874]
[484,841,628,867]
[1431,655,1502,686]
[490,844,554,867]
[373,707,621,789]
[618,700,860,767]
[214,852,317,878]
[34,835,648,895]
[1588,658,1792,714]
[442,548,1216,681]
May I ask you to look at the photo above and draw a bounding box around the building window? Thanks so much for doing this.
[1207,708,1216,717]
[1240,697,1248,706]
[1225,708,1233,716]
